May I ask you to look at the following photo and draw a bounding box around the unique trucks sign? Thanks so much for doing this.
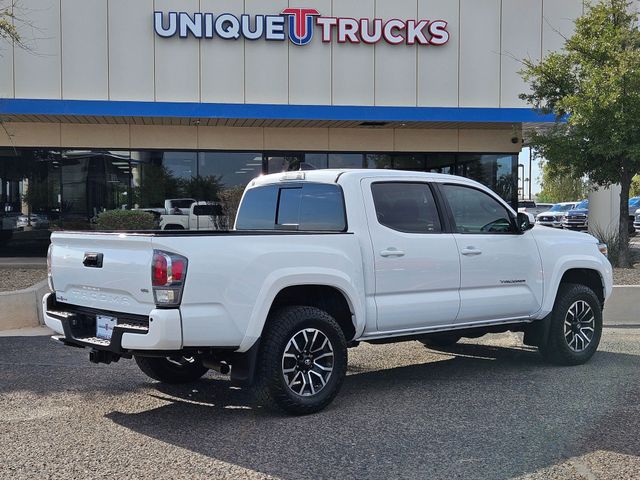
[153,9,449,46]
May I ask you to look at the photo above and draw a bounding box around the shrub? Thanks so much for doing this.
[96,210,157,231]
[590,226,628,268]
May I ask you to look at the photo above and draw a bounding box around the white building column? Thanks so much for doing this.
[588,184,621,238]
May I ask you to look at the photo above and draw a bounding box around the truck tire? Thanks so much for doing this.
[253,306,348,415]
[538,283,602,366]
[419,333,461,348]
[135,356,209,384]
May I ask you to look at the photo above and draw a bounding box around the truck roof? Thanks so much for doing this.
[250,169,476,187]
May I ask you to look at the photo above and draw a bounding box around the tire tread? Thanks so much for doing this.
[253,306,347,415]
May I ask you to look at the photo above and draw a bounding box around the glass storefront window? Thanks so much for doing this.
[365,154,392,169]
[392,154,425,171]
[200,152,263,229]
[303,153,329,170]
[0,147,518,257]
[457,154,517,208]
[328,153,365,169]
[267,154,303,173]
[425,154,456,174]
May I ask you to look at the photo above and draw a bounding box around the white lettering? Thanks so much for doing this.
[265,15,285,40]
[241,14,264,40]
[428,20,449,45]
[204,13,214,38]
[179,12,202,38]
[406,19,429,45]
[337,18,360,43]
[154,11,177,37]
[316,17,337,42]
[215,13,241,39]
[153,12,449,47]
[360,18,382,43]
[383,19,405,45]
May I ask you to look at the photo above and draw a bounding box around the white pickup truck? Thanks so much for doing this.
[44,170,613,414]
[159,201,227,231]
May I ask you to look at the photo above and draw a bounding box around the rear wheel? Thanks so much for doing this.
[135,356,209,384]
[538,283,602,366]
[253,306,348,415]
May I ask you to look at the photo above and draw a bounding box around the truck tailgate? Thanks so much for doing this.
[50,232,156,316]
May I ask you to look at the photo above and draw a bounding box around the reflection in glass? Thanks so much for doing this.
[364,154,392,169]
[328,154,364,169]
[1,147,518,256]
[303,154,328,170]
[267,155,304,173]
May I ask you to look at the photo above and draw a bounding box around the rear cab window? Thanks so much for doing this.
[236,182,347,231]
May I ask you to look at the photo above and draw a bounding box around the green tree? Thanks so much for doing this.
[0,3,20,45]
[536,160,588,203]
[520,0,640,267]
[632,174,640,197]
[179,175,223,201]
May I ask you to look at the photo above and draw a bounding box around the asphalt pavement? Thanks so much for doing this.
[1,328,639,480]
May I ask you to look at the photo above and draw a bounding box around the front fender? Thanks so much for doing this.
[537,255,612,318]
[238,268,366,352]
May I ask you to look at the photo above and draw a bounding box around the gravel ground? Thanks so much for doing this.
[1,330,639,480]
[613,238,640,285]
[0,267,47,292]
[613,267,640,285]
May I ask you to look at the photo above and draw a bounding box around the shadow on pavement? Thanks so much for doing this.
[101,342,640,480]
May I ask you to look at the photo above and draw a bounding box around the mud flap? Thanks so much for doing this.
[229,338,261,387]
[523,315,551,347]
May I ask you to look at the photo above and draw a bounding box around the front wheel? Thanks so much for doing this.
[253,306,348,415]
[538,283,602,366]
[135,356,209,384]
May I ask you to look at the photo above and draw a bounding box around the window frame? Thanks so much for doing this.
[436,182,520,235]
[370,181,447,235]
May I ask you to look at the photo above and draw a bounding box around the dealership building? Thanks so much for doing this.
[0,0,590,253]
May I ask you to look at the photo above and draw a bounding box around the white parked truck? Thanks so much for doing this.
[159,201,227,230]
[44,170,613,414]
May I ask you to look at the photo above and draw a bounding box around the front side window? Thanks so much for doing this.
[442,184,516,234]
[236,183,346,231]
[371,182,441,233]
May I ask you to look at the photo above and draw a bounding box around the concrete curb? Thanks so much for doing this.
[0,280,49,330]
[0,282,636,332]
[604,285,640,326]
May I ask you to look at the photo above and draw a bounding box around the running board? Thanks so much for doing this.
[357,317,534,342]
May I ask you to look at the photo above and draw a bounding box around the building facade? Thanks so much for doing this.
[0,0,602,254]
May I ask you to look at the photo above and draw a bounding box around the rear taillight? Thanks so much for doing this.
[152,250,188,307]
[46,244,54,292]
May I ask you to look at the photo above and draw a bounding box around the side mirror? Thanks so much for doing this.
[517,212,534,232]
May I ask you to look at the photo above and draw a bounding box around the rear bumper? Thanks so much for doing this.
[42,293,182,354]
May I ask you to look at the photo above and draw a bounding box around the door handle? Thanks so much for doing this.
[380,249,405,258]
[461,247,482,256]
[83,252,104,268]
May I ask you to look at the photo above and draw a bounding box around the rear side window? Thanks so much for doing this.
[236,183,346,231]
[371,182,442,233]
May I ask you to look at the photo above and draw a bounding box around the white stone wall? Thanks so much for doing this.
[0,0,606,108]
